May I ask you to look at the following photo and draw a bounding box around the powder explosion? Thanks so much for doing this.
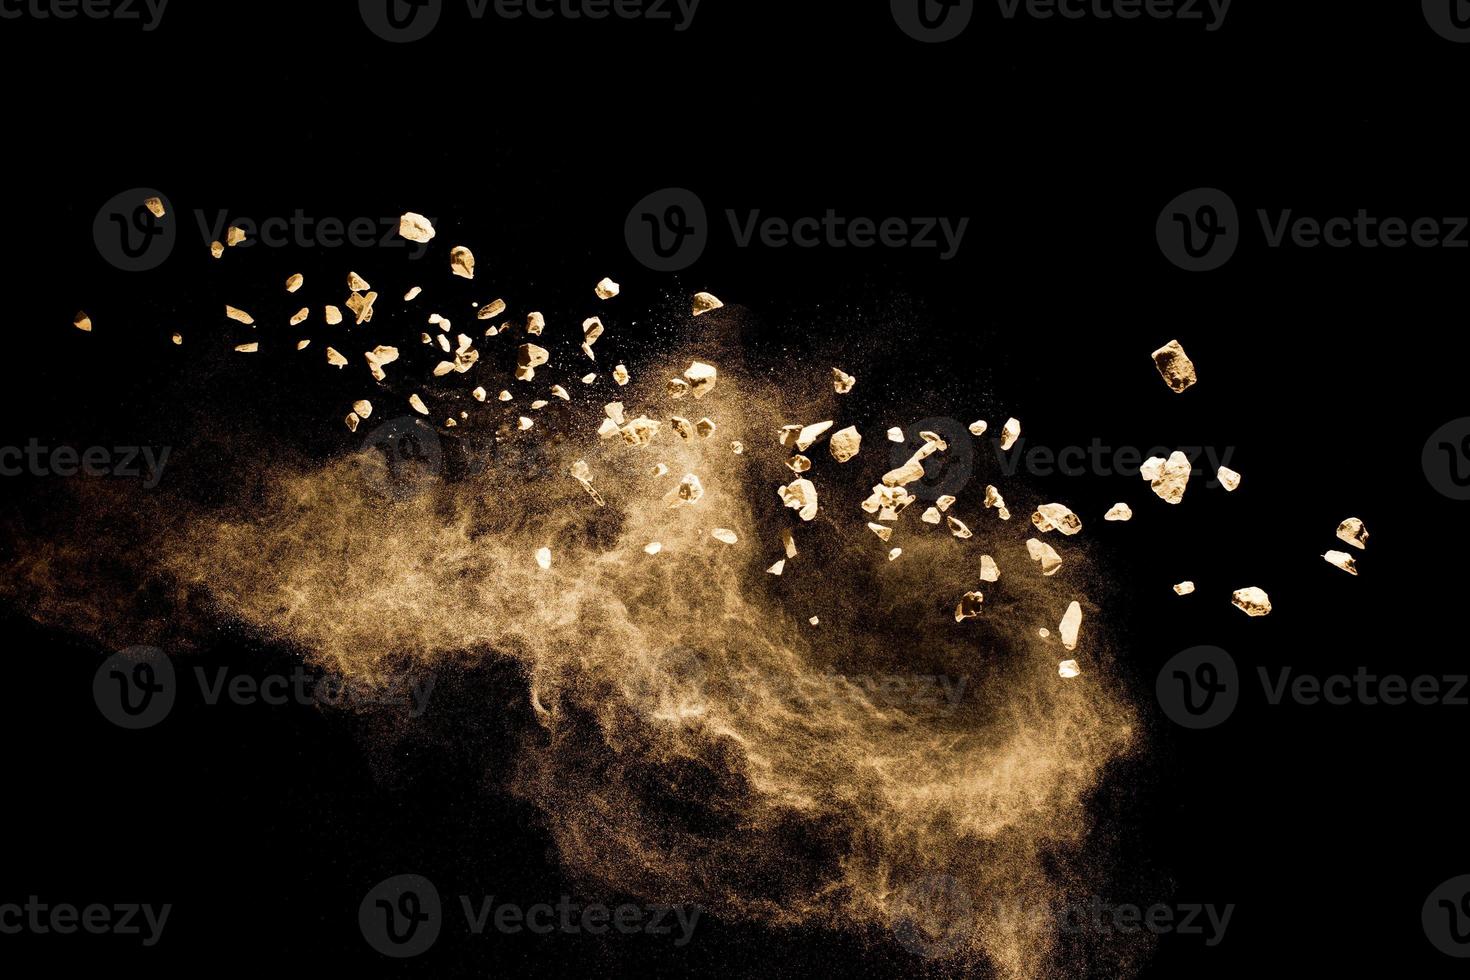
[6,207,1157,978]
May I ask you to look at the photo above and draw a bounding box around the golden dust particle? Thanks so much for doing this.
[286,273,304,294]
[712,528,738,545]
[582,373,597,384]
[1232,586,1272,617]
[767,559,785,575]
[171,332,182,345]
[290,307,309,326]
[867,522,893,543]
[1000,417,1021,450]
[225,305,254,325]
[1059,660,1081,679]
[472,387,487,402]
[1218,466,1242,492]
[692,291,723,316]
[352,400,373,419]
[782,529,797,559]
[886,427,904,442]
[344,412,360,433]
[347,271,372,292]
[1039,628,1051,638]
[517,344,549,382]
[225,226,246,246]
[684,361,718,399]
[613,364,630,386]
[325,306,343,326]
[1026,538,1063,576]
[947,516,973,540]
[498,390,513,402]
[477,299,507,320]
[325,347,347,368]
[409,394,429,416]
[968,419,988,436]
[985,485,1011,520]
[450,245,475,279]
[144,196,165,218]
[980,555,999,582]
[954,591,985,623]
[936,495,956,512]
[346,290,378,325]
[1032,503,1083,536]
[832,368,856,394]
[1144,451,1191,505]
[645,542,663,555]
[921,507,941,524]
[234,342,258,353]
[730,441,744,455]
[808,617,820,627]
[1323,550,1359,575]
[1059,601,1082,651]
[830,426,862,463]
[1151,338,1198,394]
[1104,502,1133,521]
[778,478,818,521]
[786,454,811,473]
[518,416,534,431]
[296,340,310,350]
[209,241,224,259]
[404,286,422,301]
[1174,581,1196,595]
[535,547,552,570]
[526,311,545,336]
[665,473,705,508]
[1336,517,1369,550]
[399,212,436,244]
[72,311,92,333]
[595,277,620,300]
[888,548,902,562]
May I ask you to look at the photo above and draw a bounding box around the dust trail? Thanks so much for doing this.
[2,322,1140,978]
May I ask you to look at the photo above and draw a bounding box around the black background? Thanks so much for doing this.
[1,0,1467,976]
